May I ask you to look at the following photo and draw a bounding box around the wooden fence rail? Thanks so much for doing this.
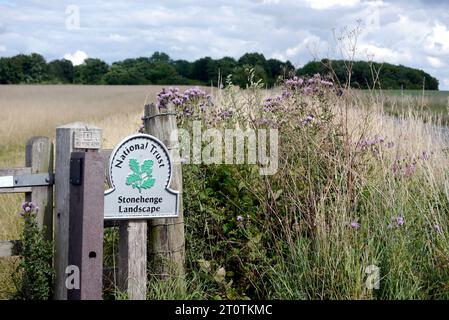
[0,136,54,257]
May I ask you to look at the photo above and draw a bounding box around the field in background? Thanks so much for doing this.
[0,85,214,151]
[362,90,449,124]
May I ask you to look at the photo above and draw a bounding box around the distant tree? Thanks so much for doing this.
[0,57,21,83]
[148,62,179,84]
[215,57,237,85]
[74,58,109,84]
[2,53,50,83]
[173,59,192,79]
[238,52,268,69]
[231,64,268,87]
[28,53,49,83]
[297,59,439,90]
[48,59,74,83]
[267,58,295,86]
[190,57,214,83]
[102,64,146,85]
[149,52,171,64]
[0,52,440,90]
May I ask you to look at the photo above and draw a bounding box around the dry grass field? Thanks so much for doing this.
[0,85,213,149]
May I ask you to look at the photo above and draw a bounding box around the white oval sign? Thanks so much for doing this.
[104,134,179,220]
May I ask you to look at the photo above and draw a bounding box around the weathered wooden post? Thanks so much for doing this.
[144,103,185,278]
[68,151,105,300]
[25,137,54,241]
[54,122,102,300]
[118,220,147,300]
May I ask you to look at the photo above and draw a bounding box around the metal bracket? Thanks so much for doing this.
[70,158,83,186]
[0,173,54,188]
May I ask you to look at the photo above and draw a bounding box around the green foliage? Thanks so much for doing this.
[48,59,74,83]
[12,203,54,300]
[0,52,439,90]
[298,59,439,90]
[0,51,295,88]
[175,74,449,299]
[74,58,109,84]
[0,53,49,84]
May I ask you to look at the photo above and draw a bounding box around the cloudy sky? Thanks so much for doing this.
[0,0,448,89]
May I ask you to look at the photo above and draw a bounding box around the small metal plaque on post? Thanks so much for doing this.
[73,129,102,149]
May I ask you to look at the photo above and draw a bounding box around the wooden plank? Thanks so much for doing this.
[0,167,32,194]
[0,240,21,257]
[0,187,32,194]
[145,103,185,279]
[118,220,147,300]
[25,137,54,242]
[0,167,31,176]
[54,122,101,300]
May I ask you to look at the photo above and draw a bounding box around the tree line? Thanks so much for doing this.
[0,52,439,90]
[298,59,439,90]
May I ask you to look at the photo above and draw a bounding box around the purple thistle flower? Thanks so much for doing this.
[350,222,360,230]
[395,216,405,227]
[237,215,243,222]
[434,224,442,234]
[320,80,333,87]
[404,163,416,177]
[420,151,430,161]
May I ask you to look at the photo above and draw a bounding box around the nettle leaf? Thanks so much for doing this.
[126,173,140,185]
[129,159,140,174]
[141,178,155,189]
[141,159,154,174]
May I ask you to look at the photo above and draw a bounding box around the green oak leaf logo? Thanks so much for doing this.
[125,159,156,193]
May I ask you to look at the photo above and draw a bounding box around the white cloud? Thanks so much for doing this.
[305,0,360,10]
[426,23,449,54]
[358,44,412,64]
[286,35,328,59]
[427,56,445,68]
[0,0,448,89]
[64,50,88,66]
[109,34,128,42]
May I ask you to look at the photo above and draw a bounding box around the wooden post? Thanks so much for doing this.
[144,103,185,278]
[118,221,147,300]
[54,122,102,300]
[68,152,104,300]
[25,136,54,241]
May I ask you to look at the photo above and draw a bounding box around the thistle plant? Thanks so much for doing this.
[12,202,54,300]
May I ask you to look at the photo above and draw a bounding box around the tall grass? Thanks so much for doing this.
[181,77,449,299]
